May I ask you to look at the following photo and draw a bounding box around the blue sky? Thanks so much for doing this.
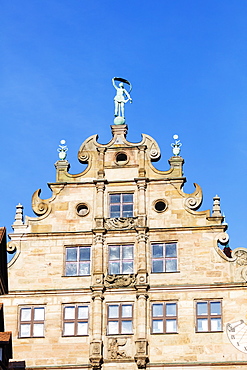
[1,1,247,252]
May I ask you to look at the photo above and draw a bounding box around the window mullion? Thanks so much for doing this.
[30,307,34,337]
[163,303,166,333]
[119,304,122,334]
[74,305,78,336]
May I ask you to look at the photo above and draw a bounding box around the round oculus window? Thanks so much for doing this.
[115,152,128,165]
[76,203,89,217]
[154,200,167,213]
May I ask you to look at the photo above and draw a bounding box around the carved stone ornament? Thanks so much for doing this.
[107,337,130,360]
[136,233,148,243]
[233,250,247,266]
[31,186,64,217]
[105,217,136,230]
[89,341,103,370]
[94,235,105,245]
[104,274,136,288]
[134,340,149,370]
[184,183,203,210]
[217,232,230,245]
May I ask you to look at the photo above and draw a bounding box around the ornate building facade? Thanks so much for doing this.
[2,122,247,370]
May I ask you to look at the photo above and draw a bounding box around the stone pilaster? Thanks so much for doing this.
[136,232,149,285]
[134,292,149,368]
[96,148,106,179]
[94,181,106,230]
[91,234,105,287]
[89,291,104,369]
[135,178,148,228]
[137,146,147,177]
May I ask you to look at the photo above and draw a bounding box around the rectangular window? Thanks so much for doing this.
[109,193,133,218]
[196,301,222,332]
[151,302,177,334]
[151,243,177,273]
[65,246,91,276]
[107,304,133,335]
[19,306,45,338]
[63,305,89,336]
[108,245,134,274]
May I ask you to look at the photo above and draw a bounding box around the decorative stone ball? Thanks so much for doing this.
[114,116,125,125]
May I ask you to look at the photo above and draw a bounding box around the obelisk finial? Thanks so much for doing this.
[112,77,132,125]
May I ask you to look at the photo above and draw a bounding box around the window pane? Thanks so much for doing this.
[20,308,31,322]
[65,263,77,276]
[77,322,88,335]
[64,306,75,320]
[165,259,177,272]
[34,307,45,321]
[197,318,208,332]
[64,322,74,336]
[165,243,177,257]
[122,305,132,318]
[78,306,88,319]
[166,319,177,333]
[123,194,133,203]
[122,321,132,334]
[33,323,44,337]
[152,245,163,258]
[211,318,222,331]
[123,246,133,259]
[109,305,119,318]
[110,194,120,203]
[166,303,176,317]
[152,320,163,333]
[109,262,120,274]
[122,204,133,217]
[122,261,133,274]
[108,321,118,334]
[20,324,30,337]
[197,302,208,316]
[109,246,120,260]
[66,248,78,261]
[110,205,120,218]
[152,260,163,273]
[153,304,163,317]
[79,247,90,261]
[210,302,221,315]
[79,262,90,275]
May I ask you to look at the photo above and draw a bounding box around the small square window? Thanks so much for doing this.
[19,306,45,338]
[151,243,178,273]
[151,302,177,334]
[65,246,91,276]
[196,301,222,332]
[63,304,89,336]
[109,193,133,218]
[107,304,133,335]
[108,245,134,275]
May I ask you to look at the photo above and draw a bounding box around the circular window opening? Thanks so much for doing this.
[76,203,89,217]
[154,200,167,213]
[116,152,128,163]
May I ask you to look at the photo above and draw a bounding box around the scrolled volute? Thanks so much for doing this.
[184,183,203,210]
[32,189,52,217]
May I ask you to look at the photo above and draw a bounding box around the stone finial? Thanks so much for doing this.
[212,195,222,217]
[13,203,24,225]
[57,139,68,160]
[171,134,182,156]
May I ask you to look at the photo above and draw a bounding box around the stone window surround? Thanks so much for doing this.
[151,302,178,334]
[195,300,222,332]
[19,306,45,338]
[62,304,89,337]
[107,303,133,335]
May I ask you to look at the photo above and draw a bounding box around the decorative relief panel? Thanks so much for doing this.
[105,217,136,230]
[104,274,136,288]
[107,337,131,360]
